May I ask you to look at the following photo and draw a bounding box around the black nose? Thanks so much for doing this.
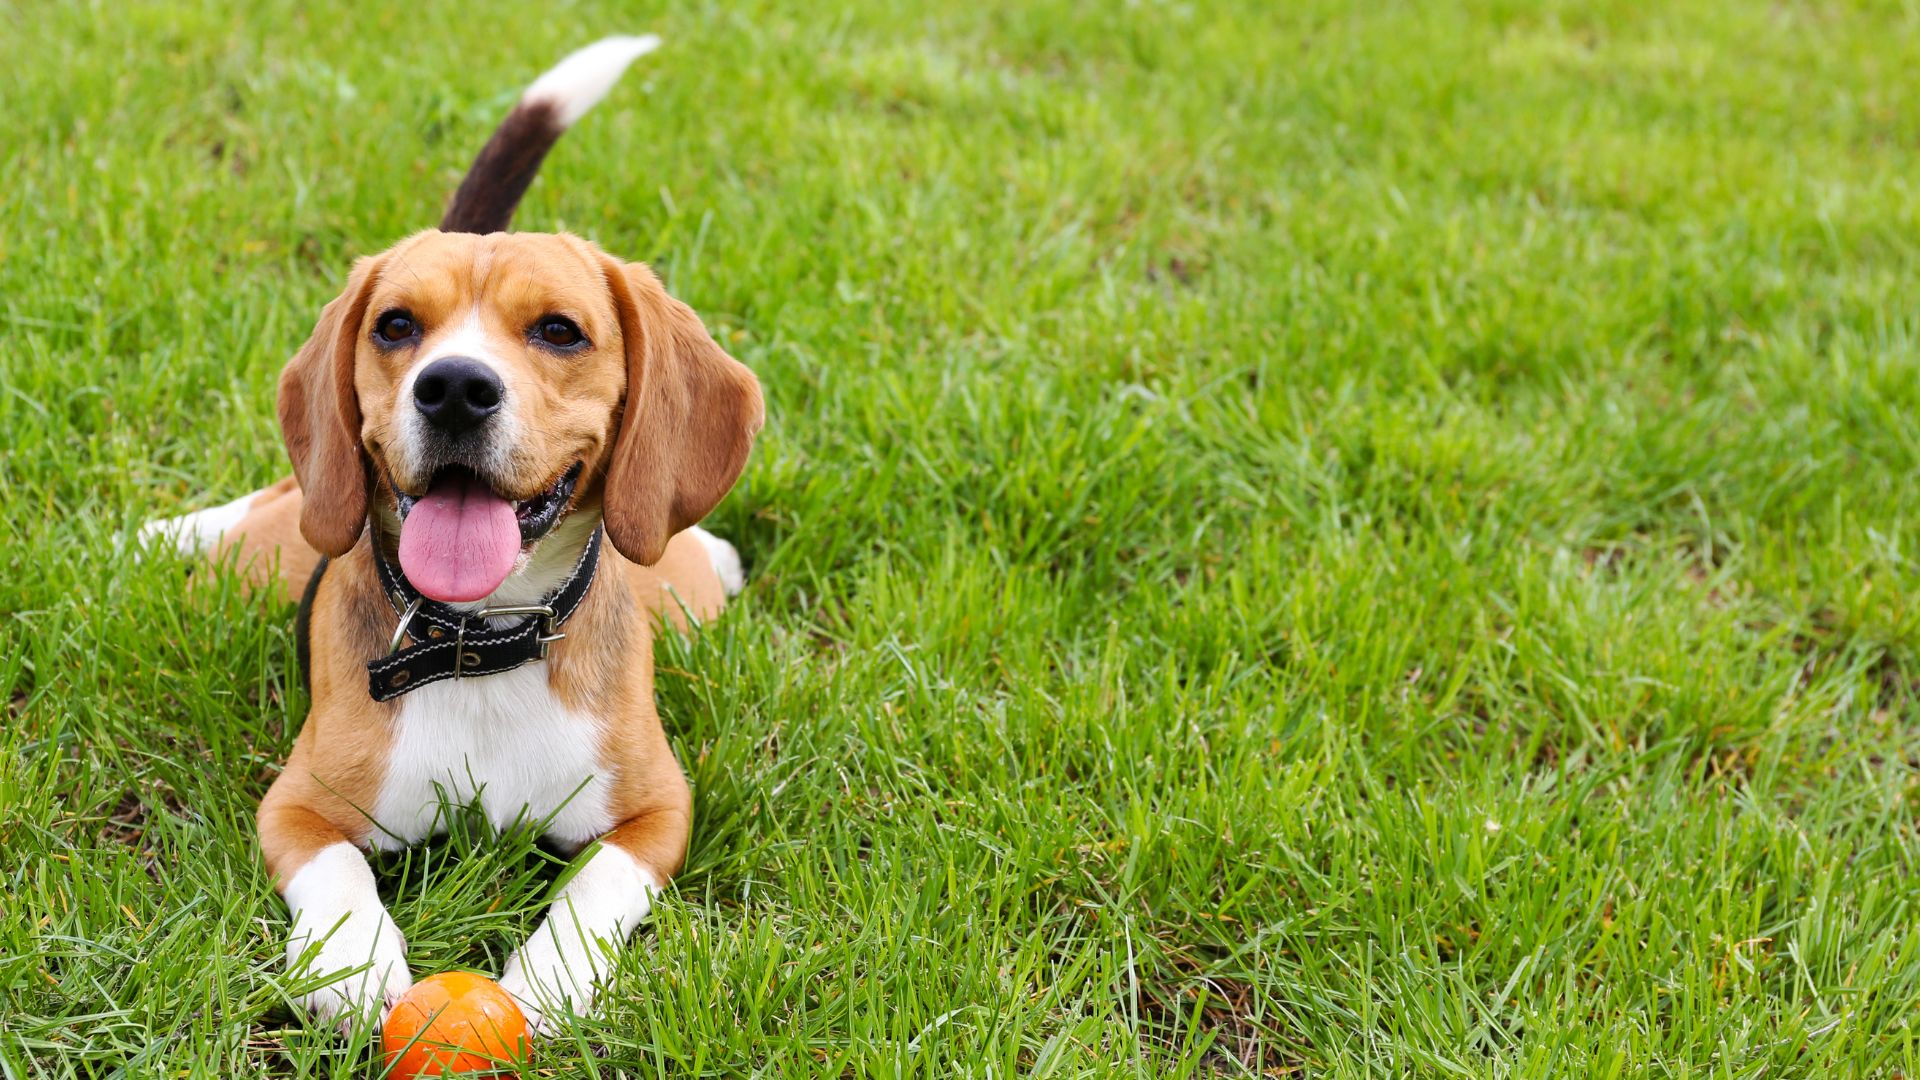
[413,357,503,434]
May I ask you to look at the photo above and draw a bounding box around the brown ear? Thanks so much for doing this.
[276,255,384,557]
[599,257,765,566]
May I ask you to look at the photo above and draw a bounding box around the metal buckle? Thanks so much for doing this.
[467,603,565,666]
[387,597,425,655]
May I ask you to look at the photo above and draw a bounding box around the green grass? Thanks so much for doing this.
[6,0,1920,1074]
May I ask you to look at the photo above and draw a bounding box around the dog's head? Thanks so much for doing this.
[277,230,762,602]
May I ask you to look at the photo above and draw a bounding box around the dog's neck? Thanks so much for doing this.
[370,506,602,618]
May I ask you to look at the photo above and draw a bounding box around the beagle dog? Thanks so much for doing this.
[141,36,763,1031]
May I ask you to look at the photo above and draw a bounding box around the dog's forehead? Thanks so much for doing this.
[374,231,608,315]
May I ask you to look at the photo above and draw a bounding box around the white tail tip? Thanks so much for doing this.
[522,34,661,128]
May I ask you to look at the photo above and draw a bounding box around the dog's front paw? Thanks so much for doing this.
[290,908,412,1033]
[495,979,552,1036]
[498,932,588,1035]
[282,843,412,1033]
[497,845,661,1034]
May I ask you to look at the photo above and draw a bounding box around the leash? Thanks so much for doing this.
[356,527,603,702]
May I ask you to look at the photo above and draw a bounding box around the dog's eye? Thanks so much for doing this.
[534,316,585,349]
[374,311,418,344]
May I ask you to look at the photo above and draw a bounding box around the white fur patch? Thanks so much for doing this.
[371,661,614,852]
[283,842,411,1030]
[498,844,659,1030]
[687,526,745,597]
[390,308,523,490]
[523,35,661,127]
[421,308,500,369]
[137,489,257,556]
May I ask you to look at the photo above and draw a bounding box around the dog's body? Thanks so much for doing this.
[143,37,762,1031]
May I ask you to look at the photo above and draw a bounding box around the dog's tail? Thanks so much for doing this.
[440,35,659,234]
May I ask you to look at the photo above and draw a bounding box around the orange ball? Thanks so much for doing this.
[382,972,530,1077]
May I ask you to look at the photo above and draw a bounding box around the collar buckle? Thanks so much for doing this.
[387,597,425,655]
[465,603,564,663]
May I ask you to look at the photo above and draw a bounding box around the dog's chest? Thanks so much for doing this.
[371,664,615,851]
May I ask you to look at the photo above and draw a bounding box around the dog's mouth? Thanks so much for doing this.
[391,462,581,603]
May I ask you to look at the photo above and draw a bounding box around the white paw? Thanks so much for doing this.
[282,843,411,1032]
[138,490,256,557]
[496,946,567,1035]
[687,525,744,596]
[289,913,412,1032]
[497,902,618,1031]
[498,845,659,1032]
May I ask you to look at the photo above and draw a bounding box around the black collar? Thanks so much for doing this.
[365,527,603,702]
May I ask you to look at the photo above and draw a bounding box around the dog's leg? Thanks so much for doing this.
[259,794,411,1032]
[140,476,321,597]
[686,525,745,597]
[139,489,262,555]
[627,526,743,634]
[498,800,690,1031]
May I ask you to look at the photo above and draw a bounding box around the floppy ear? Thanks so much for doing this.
[277,255,384,557]
[598,256,765,566]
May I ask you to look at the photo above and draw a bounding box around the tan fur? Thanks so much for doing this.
[210,477,321,602]
[598,255,765,566]
[278,257,384,556]
[254,230,760,897]
[257,541,397,879]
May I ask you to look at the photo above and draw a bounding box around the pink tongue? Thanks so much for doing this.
[398,471,521,603]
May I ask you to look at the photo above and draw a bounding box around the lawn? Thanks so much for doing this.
[5,0,1920,1075]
